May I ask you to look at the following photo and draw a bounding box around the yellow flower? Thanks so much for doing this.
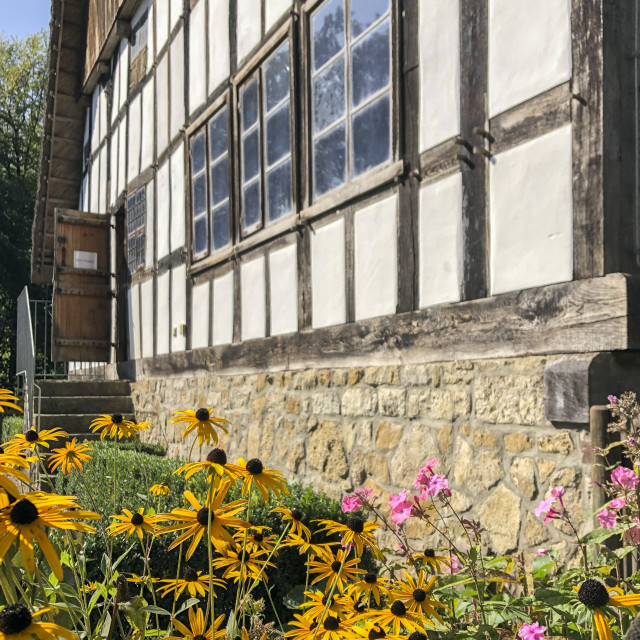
[414,548,455,573]
[48,438,94,474]
[169,408,230,447]
[108,508,161,541]
[90,414,136,440]
[0,492,100,580]
[365,600,425,635]
[309,615,361,640]
[0,389,21,413]
[300,590,352,621]
[308,548,365,593]
[157,568,225,599]
[0,604,78,640]
[165,608,226,640]
[173,447,244,487]
[283,533,335,561]
[233,526,278,555]
[346,571,391,606]
[211,544,275,583]
[150,484,171,496]
[238,457,288,503]
[4,428,67,454]
[272,506,311,541]
[314,517,380,559]
[284,614,320,640]
[0,453,31,496]
[389,570,447,622]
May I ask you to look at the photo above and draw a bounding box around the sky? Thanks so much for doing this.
[0,1,51,39]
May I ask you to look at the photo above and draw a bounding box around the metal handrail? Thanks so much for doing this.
[16,288,35,431]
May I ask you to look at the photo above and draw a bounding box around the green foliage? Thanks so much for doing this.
[0,414,23,441]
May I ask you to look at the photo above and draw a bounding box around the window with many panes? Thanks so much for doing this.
[310,0,392,198]
[127,186,146,272]
[129,10,149,89]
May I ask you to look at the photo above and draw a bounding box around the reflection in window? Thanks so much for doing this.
[126,186,146,272]
[311,0,392,199]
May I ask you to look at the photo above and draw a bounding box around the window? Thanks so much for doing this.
[310,0,392,199]
[239,41,293,234]
[129,10,149,88]
[127,186,146,272]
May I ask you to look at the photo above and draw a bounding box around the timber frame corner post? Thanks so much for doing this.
[51,208,113,363]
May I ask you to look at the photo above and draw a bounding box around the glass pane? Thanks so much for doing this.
[241,78,258,131]
[265,43,290,112]
[212,203,230,250]
[352,93,390,176]
[266,102,290,166]
[243,181,261,230]
[211,157,229,206]
[314,123,346,198]
[267,159,292,222]
[194,217,207,254]
[209,109,227,160]
[351,19,390,107]
[351,0,389,38]
[191,133,206,174]
[313,55,345,133]
[193,173,207,215]
[242,129,260,183]
[312,0,345,71]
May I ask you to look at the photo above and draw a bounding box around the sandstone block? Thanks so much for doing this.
[307,420,349,480]
[504,433,533,453]
[286,395,300,414]
[538,432,575,455]
[536,459,556,484]
[363,366,399,386]
[351,450,367,485]
[401,365,434,386]
[441,361,474,385]
[437,425,453,453]
[390,423,440,486]
[375,421,404,451]
[317,370,332,387]
[366,452,390,482]
[510,457,537,499]
[525,512,549,546]
[250,396,266,420]
[475,374,545,425]
[286,442,305,474]
[311,392,341,416]
[256,374,268,393]
[348,369,364,386]
[479,484,522,554]
[406,388,453,420]
[332,370,348,386]
[472,428,499,449]
[378,388,406,417]
[342,388,378,416]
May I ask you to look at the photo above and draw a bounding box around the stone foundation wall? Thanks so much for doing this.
[131,355,591,556]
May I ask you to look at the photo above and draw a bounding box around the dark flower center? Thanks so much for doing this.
[130,513,144,526]
[412,588,426,602]
[408,633,427,640]
[354,601,367,613]
[246,458,264,475]
[347,517,364,533]
[369,626,386,640]
[206,448,227,465]
[331,560,342,573]
[364,572,378,584]
[183,568,198,582]
[195,408,210,421]
[24,430,39,443]
[323,617,340,631]
[309,622,318,631]
[0,603,33,634]
[577,579,609,608]
[194,635,207,640]
[196,508,214,526]
[111,414,123,424]
[10,499,38,525]
[237,550,250,563]
[322,594,334,606]
[391,601,407,616]
[291,508,303,521]
[424,548,435,557]
[0,446,4,454]
[253,532,264,542]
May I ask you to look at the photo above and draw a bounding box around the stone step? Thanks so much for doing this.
[38,395,134,415]
[37,414,136,433]
[36,380,132,397]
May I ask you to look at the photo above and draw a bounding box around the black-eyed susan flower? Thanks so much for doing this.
[309,548,366,593]
[284,534,335,561]
[4,428,67,454]
[0,604,78,640]
[156,481,249,559]
[272,506,311,541]
[90,414,136,440]
[414,548,454,573]
[284,614,319,640]
[0,492,99,580]
[0,453,31,496]
[238,457,288,503]
[365,600,425,635]
[157,567,225,599]
[390,571,446,622]
[48,438,94,474]
[211,545,275,583]
[150,484,171,496]
[108,508,161,541]
[314,516,381,559]
[169,408,230,447]
[300,590,352,621]
[313,615,360,640]
[233,526,278,555]
[165,607,226,640]
[346,571,391,606]
[173,448,244,486]
[0,390,21,414]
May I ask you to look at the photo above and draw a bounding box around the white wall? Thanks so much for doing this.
[189,0,207,113]
[90,86,100,153]
[145,178,155,268]
[89,156,99,212]
[237,0,261,62]
[489,0,571,116]
[170,0,182,32]
[419,172,463,307]
[98,145,107,212]
[109,132,118,207]
[169,28,185,141]
[191,281,211,349]
[241,256,266,340]
[140,278,154,358]
[169,143,185,251]
[118,39,129,114]
[208,0,230,95]
[311,218,345,329]
[128,284,141,360]
[156,0,169,52]
[266,0,291,31]
[156,160,171,259]
[118,116,127,198]
[490,124,573,294]
[269,244,298,335]
[156,271,171,355]
[213,271,234,346]
[127,93,142,183]
[354,195,398,321]
[171,265,187,352]
[156,52,169,155]
[141,77,155,171]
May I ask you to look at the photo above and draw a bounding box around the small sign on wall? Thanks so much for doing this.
[73,250,98,270]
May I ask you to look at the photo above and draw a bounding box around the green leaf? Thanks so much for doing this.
[283,584,306,610]
[141,605,171,616]
[175,598,200,615]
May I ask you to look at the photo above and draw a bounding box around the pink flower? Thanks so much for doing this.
[341,487,374,513]
[445,554,460,573]
[611,466,639,489]
[535,497,555,518]
[518,622,546,640]
[542,508,560,525]
[389,490,413,525]
[419,474,449,499]
[625,526,640,544]
[536,549,549,556]
[597,508,617,529]
[608,395,618,404]
[414,458,439,488]
[550,486,565,498]
[610,498,626,509]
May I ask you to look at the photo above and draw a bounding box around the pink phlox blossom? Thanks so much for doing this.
[518,622,546,640]
[341,487,374,513]
[597,508,617,529]
[413,458,440,489]
[418,474,449,499]
[611,466,639,489]
[550,486,565,498]
[610,498,626,510]
[535,497,555,518]
[625,525,640,545]
[536,549,550,556]
[389,490,413,525]
[608,395,618,404]
[542,508,560,526]
[445,554,460,573]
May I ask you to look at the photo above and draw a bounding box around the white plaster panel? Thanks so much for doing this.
[170,143,186,250]
[141,78,155,171]
[145,178,155,268]
[489,0,571,117]
[269,244,298,336]
[213,271,234,345]
[191,281,210,349]
[236,0,261,62]
[98,145,107,212]
[118,40,129,113]
[170,27,185,140]
[156,53,169,155]
[266,0,291,31]
[171,264,187,352]
[140,278,154,358]
[99,85,107,146]
[111,53,120,126]
[208,0,230,94]
[80,175,87,211]
[241,257,266,340]
[128,284,141,360]
[83,107,90,148]
[311,218,345,328]
[419,172,463,307]
[109,132,118,207]
[490,124,573,294]
[419,0,460,151]
[156,271,171,355]
[354,195,398,321]
[170,0,182,31]
[90,86,100,153]
[89,159,99,212]
[118,116,127,197]
[189,0,207,114]
[156,160,171,258]
[147,3,154,71]
[156,0,169,52]
[128,93,141,183]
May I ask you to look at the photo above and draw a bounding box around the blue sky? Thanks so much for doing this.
[1,1,51,39]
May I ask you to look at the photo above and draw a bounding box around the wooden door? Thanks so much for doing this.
[52,209,112,362]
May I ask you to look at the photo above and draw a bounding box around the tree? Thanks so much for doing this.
[0,32,47,388]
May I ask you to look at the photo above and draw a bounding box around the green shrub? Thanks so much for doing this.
[1,415,23,441]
